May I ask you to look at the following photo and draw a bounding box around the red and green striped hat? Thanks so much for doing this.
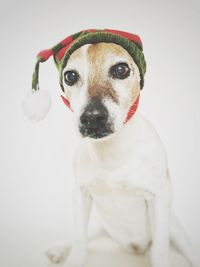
[23,29,146,122]
[32,29,146,92]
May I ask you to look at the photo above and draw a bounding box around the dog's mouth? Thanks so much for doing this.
[79,124,113,139]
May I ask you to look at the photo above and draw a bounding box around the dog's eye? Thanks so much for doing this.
[64,70,79,86]
[110,63,130,79]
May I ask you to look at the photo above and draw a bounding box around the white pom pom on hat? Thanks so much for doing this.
[22,48,54,122]
[22,90,51,122]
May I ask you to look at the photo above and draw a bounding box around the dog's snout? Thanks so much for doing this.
[80,100,108,127]
[79,98,113,139]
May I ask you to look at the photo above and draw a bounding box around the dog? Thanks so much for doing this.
[45,42,198,267]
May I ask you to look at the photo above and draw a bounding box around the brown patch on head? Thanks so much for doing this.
[88,84,118,102]
[86,43,128,103]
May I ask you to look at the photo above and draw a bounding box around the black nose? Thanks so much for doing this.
[80,100,108,128]
[80,99,112,139]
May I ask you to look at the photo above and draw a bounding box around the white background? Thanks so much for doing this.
[0,0,199,266]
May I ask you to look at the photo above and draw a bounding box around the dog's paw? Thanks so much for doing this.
[46,246,70,264]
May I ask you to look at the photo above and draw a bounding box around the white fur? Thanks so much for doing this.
[47,44,198,267]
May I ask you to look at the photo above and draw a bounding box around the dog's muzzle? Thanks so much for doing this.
[79,98,113,139]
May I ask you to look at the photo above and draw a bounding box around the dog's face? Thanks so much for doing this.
[62,43,140,140]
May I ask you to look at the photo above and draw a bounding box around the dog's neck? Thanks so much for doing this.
[84,114,139,167]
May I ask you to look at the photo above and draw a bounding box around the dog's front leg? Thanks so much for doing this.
[147,189,171,267]
[66,186,92,267]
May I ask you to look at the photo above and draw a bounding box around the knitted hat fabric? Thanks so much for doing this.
[23,29,146,122]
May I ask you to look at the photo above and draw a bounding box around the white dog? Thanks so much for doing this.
[43,42,198,267]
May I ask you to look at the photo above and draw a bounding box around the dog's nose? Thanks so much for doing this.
[80,100,108,128]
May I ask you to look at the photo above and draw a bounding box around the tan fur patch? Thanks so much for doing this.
[87,43,120,102]
[130,81,140,104]
[88,84,118,102]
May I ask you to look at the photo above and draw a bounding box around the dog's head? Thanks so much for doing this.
[27,30,146,129]
[62,43,141,140]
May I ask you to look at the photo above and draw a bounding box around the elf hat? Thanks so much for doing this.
[22,29,146,122]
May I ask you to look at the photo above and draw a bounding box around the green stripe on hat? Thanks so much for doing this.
[32,29,146,95]
[59,31,146,89]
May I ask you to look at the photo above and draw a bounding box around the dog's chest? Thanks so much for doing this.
[85,179,151,246]
[85,179,149,217]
